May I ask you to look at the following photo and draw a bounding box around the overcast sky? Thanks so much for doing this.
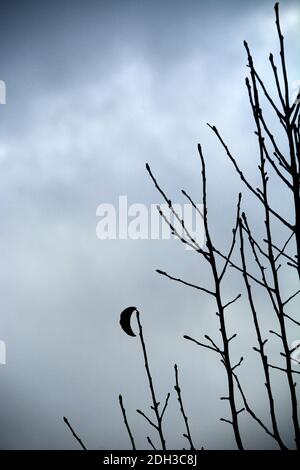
[0,0,299,450]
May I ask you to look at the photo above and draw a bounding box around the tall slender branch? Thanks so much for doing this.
[136,310,168,450]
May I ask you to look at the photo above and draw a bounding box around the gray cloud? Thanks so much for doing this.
[0,0,299,449]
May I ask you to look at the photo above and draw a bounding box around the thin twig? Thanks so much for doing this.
[63,416,87,450]
[174,364,195,450]
[119,395,136,450]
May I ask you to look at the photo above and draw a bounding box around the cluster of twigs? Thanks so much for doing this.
[64,3,300,450]
[119,309,196,450]
[119,3,299,450]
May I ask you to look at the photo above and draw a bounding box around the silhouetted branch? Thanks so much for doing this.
[174,364,195,450]
[245,16,300,445]
[136,310,168,449]
[214,244,273,291]
[274,3,290,111]
[119,395,136,450]
[269,52,286,113]
[282,289,300,307]
[147,436,156,450]
[136,409,157,430]
[146,163,202,252]
[181,189,204,219]
[269,329,282,340]
[268,364,300,375]
[197,143,244,449]
[284,313,300,327]
[156,269,215,296]
[223,294,241,310]
[264,236,296,265]
[139,2,299,451]
[232,373,276,441]
[232,357,244,372]
[63,416,87,450]
[161,393,171,420]
[220,417,233,426]
[219,193,242,282]
[184,335,220,354]
[207,123,294,231]
[157,205,200,252]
